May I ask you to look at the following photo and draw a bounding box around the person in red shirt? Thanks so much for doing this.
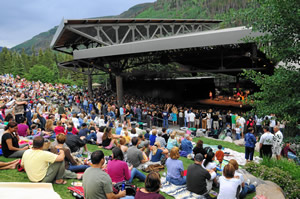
[65,121,78,135]
[215,145,225,168]
[54,121,65,135]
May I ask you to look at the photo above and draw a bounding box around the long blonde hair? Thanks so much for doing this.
[45,119,54,131]
[152,141,161,156]
[32,113,38,120]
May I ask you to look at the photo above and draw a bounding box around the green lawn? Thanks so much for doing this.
[0,136,257,199]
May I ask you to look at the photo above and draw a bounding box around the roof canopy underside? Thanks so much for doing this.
[50,18,222,54]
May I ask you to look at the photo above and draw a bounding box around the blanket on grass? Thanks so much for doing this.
[160,177,218,199]
[0,182,61,199]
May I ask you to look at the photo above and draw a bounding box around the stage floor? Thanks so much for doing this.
[197,99,250,108]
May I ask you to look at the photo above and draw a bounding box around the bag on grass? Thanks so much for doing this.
[142,164,165,173]
[113,181,137,196]
[16,159,25,172]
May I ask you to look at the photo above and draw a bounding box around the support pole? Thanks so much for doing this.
[87,73,93,98]
[116,75,123,106]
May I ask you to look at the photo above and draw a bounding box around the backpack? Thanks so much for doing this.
[113,181,137,196]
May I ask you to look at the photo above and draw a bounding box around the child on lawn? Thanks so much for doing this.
[215,145,225,169]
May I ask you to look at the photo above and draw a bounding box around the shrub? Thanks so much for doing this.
[245,162,300,199]
[260,158,300,182]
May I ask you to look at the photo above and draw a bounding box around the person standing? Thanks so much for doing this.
[178,109,184,127]
[244,127,256,162]
[14,93,27,124]
[162,109,169,128]
[259,126,274,159]
[273,126,283,160]
[189,110,196,128]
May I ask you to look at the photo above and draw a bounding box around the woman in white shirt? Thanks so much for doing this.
[202,151,217,190]
[218,164,241,199]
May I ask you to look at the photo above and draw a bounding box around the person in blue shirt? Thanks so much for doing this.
[166,147,186,185]
[162,110,169,128]
[180,135,193,157]
[107,107,115,128]
[244,127,257,162]
[88,101,93,114]
[115,123,122,135]
[149,129,157,146]
[83,98,88,113]
[144,129,150,140]
[150,141,168,162]
[78,123,90,137]
[119,105,124,123]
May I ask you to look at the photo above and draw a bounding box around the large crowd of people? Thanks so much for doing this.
[0,74,298,199]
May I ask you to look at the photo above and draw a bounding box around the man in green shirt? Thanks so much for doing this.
[231,113,237,129]
[83,150,126,199]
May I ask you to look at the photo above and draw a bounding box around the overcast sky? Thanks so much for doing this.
[0,0,156,48]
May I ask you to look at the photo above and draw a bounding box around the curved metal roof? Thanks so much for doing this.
[50,18,222,54]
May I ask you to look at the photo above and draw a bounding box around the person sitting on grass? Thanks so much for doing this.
[115,123,122,135]
[1,121,29,158]
[215,145,225,168]
[192,139,206,158]
[166,147,186,185]
[54,120,65,135]
[107,147,146,183]
[0,159,20,170]
[127,137,148,169]
[65,127,89,154]
[21,136,66,184]
[155,131,166,148]
[187,153,216,197]
[202,151,218,189]
[135,171,165,199]
[118,137,128,154]
[149,129,157,146]
[180,135,193,157]
[101,127,121,150]
[281,141,300,165]
[166,132,180,151]
[150,141,168,163]
[51,133,89,173]
[229,159,256,199]
[144,129,150,140]
[217,164,241,199]
[83,150,126,199]
[123,131,131,145]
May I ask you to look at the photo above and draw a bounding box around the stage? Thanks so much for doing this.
[197,98,250,108]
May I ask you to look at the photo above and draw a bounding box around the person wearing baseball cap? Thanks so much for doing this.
[186,153,216,198]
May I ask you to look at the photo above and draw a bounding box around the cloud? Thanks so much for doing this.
[0,0,155,48]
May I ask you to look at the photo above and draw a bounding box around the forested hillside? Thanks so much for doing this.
[11,0,250,54]
[11,3,154,54]
[11,26,58,54]
[0,47,84,86]
[1,0,253,87]
[136,0,249,23]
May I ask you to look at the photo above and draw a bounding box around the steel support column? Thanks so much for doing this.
[87,73,93,98]
[116,75,123,106]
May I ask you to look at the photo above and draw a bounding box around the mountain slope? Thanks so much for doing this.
[11,3,154,54]
[11,26,58,54]
[12,0,250,54]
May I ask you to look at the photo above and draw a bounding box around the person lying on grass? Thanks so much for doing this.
[0,159,20,170]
